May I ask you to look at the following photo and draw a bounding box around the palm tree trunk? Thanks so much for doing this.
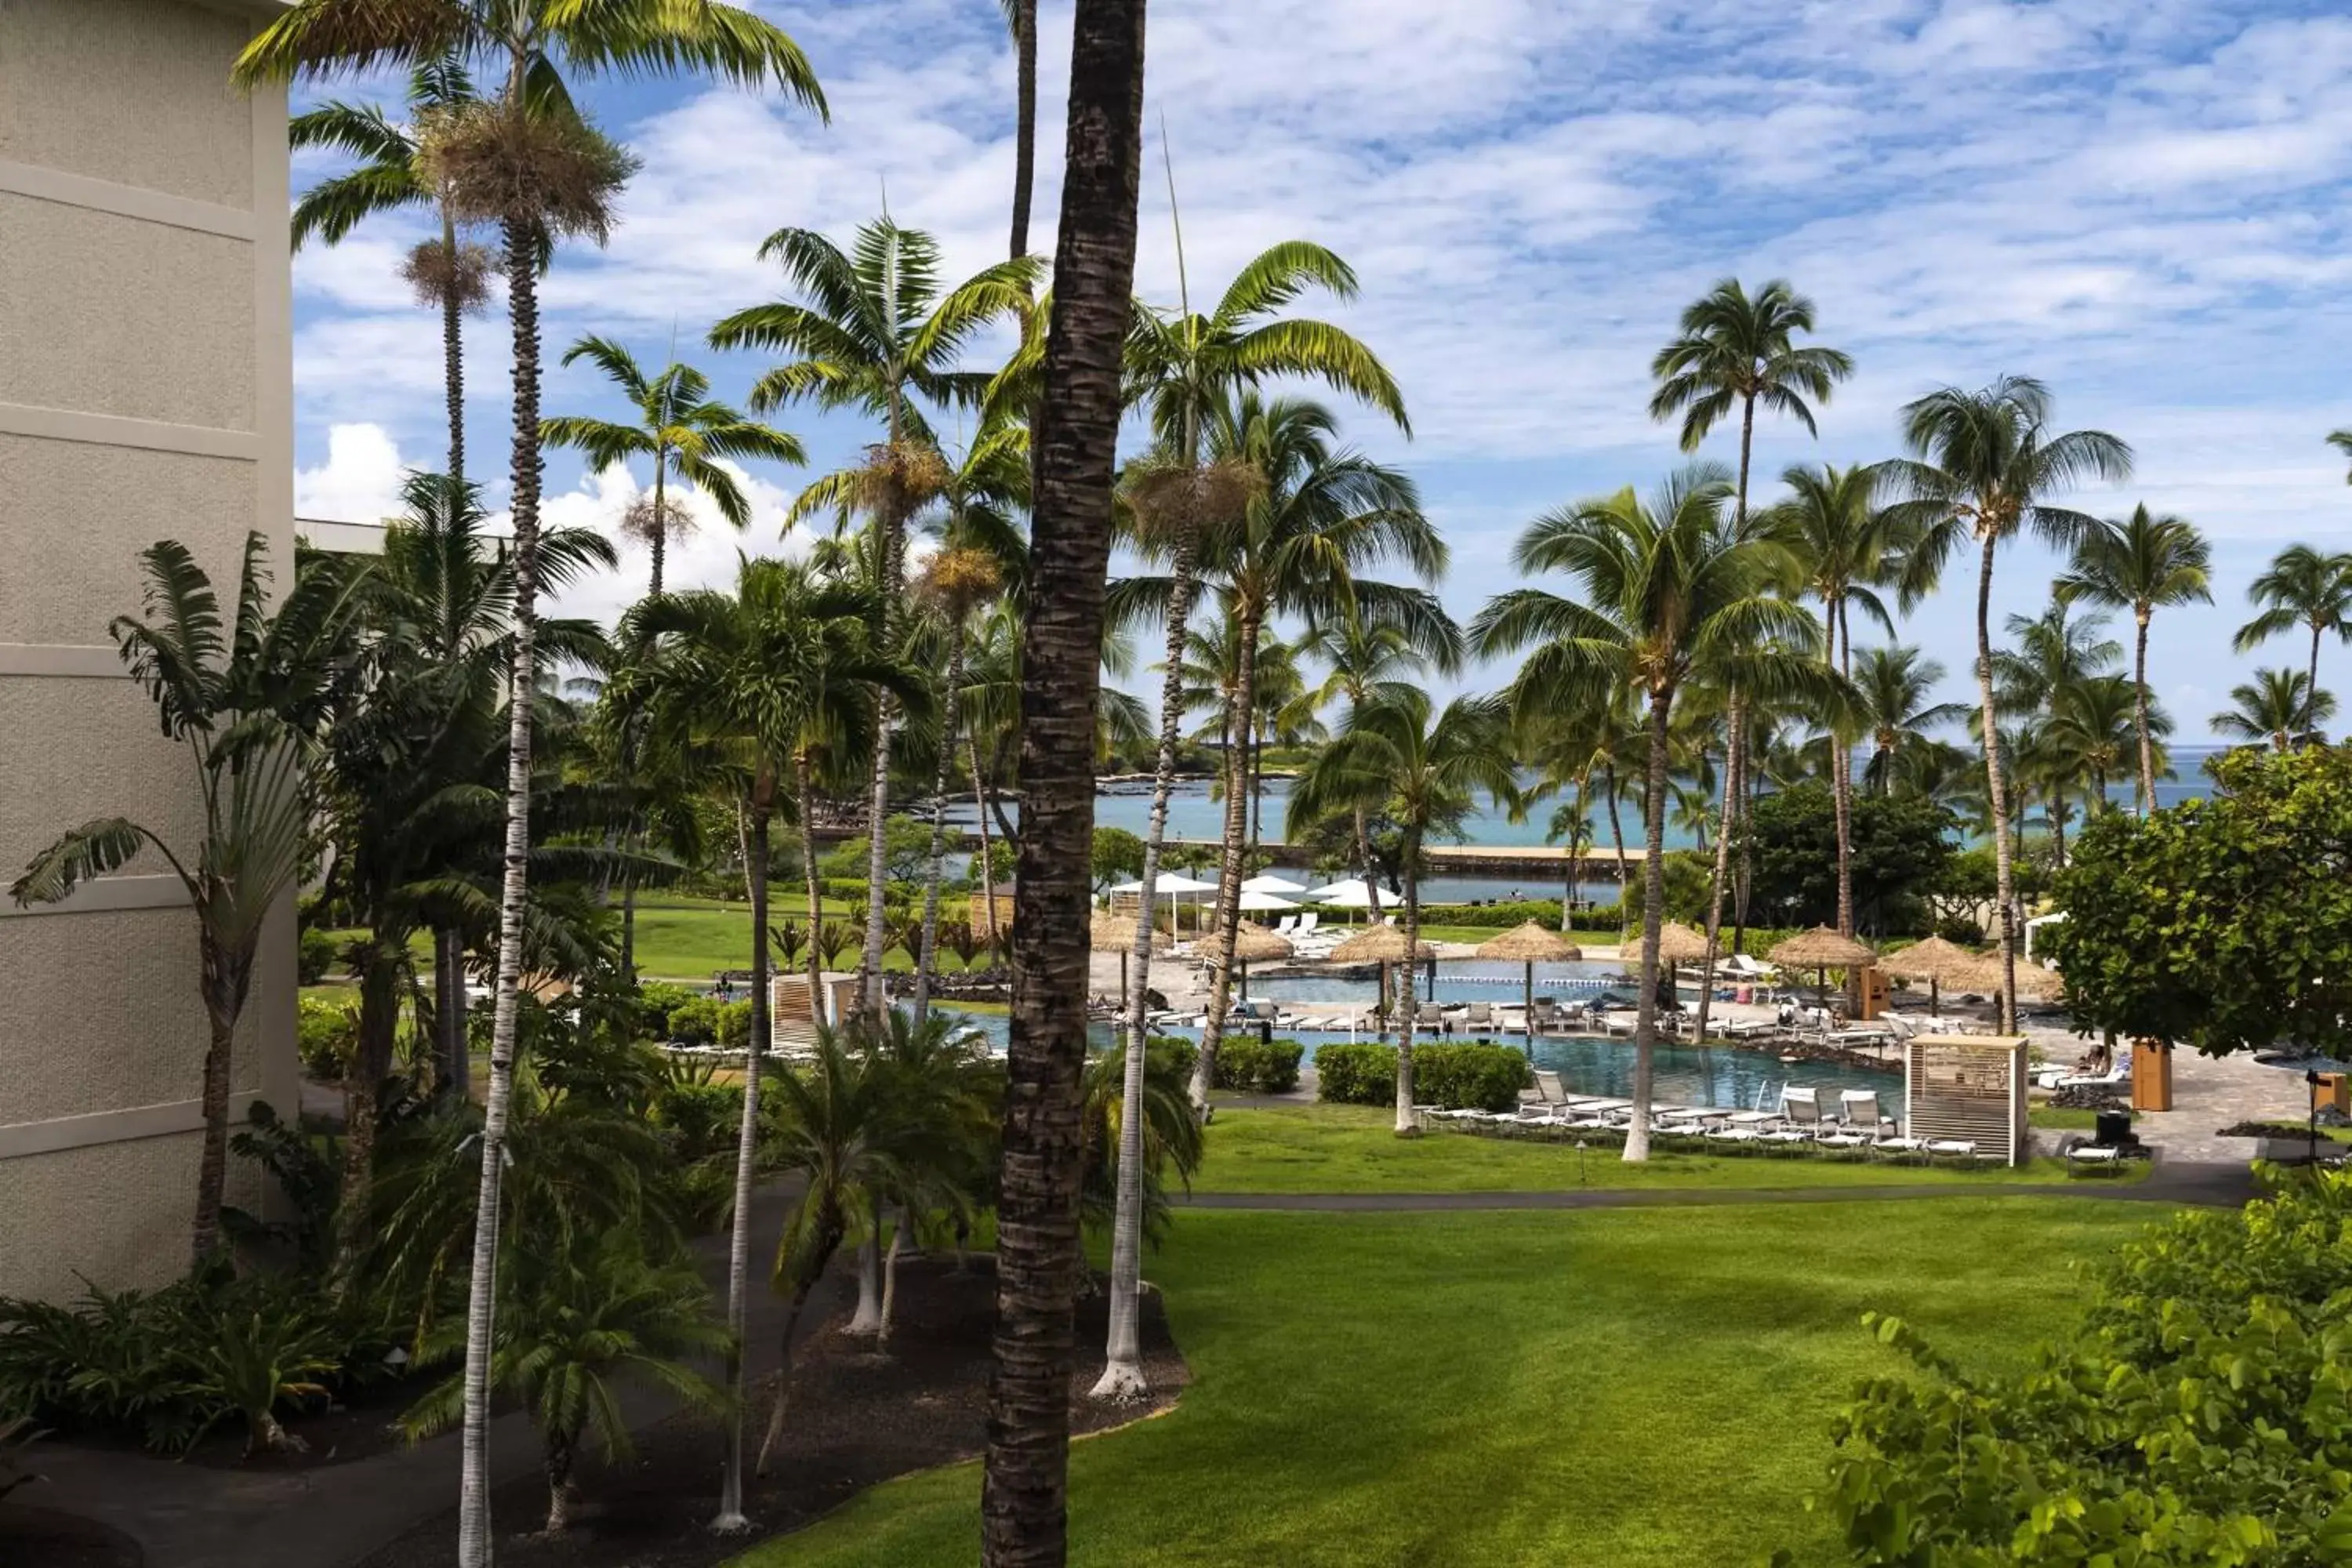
[1973,533,2018,1033]
[797,751,827,1009]
[1693,695,1741,1044]
[1008,0,1038,260]
[858,694,895,1022]
[753,1282,820,1477]
[1192,608,1261,1115]
[712,788,773,1532]
[434,207,472,1087]
[2310,622,2327,746]
[1625,689,1674,1163]
[543,1434,575,1534]
[848,1196,884,1335]
[619,466,670,983]
[434,928,467,1098]
[2132,610,2156,813]
[877,1214,904,1350]
[191,984,238,1266]
[458,212,546,1568]
[336,943,401,1275]
[1395,837,1422,1137]
[983,2,1144,1552]
[1602,763,1628,911]
[914,632,967,1027]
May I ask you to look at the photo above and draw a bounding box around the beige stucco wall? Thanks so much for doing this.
[0,0,297,1301]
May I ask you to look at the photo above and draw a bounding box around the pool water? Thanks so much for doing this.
[937,1011,1898,1111]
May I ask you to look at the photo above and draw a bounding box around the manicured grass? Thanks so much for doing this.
[2028,1105,2139,1131]
[731,1198,2147,1568]
[1192,1104,2128,1191]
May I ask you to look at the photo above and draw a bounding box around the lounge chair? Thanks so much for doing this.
[1838,1090,1897,1138]
[1295,912,1319,935]
[2063,1141,2126,1176]
[1926,1138,1981,1165]
[1464,1002,1494,1030]
[1532,1069,1568,1106]
[1872,1131,1932,1163]
[1274,914,1298,935]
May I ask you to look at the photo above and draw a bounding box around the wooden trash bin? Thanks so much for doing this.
[2131,1038,2175,1112]
[2313,1072,2350,1117]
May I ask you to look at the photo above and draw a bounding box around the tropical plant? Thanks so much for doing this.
[1472,464,1820,1158]
[1850,645,1969,796]
[404,1228,727,1532]
[979,9,1144,1552]
[2053,504,2210,812]
[1290,688,1515,1133]
[912,537,1009,1025]
[1000,0,1040,259]
[2231,542,2352,746]
[236,8,824,1556]
[9,536,355,1265]
[2040,673,2168,821]
[2212,666,2335,751]
[1884,376,2132,1031]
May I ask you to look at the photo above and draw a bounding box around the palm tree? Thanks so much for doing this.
[1647,282,1851,1030]
[2233,543,2352,745]
[1851,645,1970,795]
[1472,465,1816,1157]
[978,4,1145,1554]
[912,544,1007,1028]
[1294,611,1429,926]
[1000,0,1039,260]
[290,57,486,485]
[542,336,804,597]
[615,556,913,1528]
[2042,673,2166,819]
[238,11,823,1558]
[10,537,354,1267]
[404,1227,727,1534]
[1291,690,1515,1132]
[2055,505,2210,811]
[2213,667,2335,752]
[1884,376,2132,1031]
[710,219,1038,1021]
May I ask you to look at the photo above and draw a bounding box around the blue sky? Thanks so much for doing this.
[289,0,2352,740]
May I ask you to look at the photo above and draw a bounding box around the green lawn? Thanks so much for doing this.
[734,1197,2146,1568]
[1193,1104,2128,1191]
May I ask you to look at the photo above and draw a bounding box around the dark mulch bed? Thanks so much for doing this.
[0,1503,144,1566]
[45,1365,453,1473]
[354,1256,1186,1568]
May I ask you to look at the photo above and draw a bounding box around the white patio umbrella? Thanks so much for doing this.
[1239,873,1310,895]
[1304,877,1387,922]
[1107,872,1219,932]
[1237,890,1300,913]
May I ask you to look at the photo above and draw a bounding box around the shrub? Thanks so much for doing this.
[1212,1037,1303,1094]
[665,996,720,1046]
[1147,1035,1200,1084]
[1410,1043,1530,1112]
[1314,1042,1398,1105]
[297,926,339,985]
[1807,1168,2352,1566]
[636,982,698,1039]
[715,1000,754,1051]
[296,996,357,1080]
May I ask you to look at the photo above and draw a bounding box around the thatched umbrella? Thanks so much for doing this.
[1091,909,1170,1002]
[1477,921,1583,1051]
[1880,935,1976,1014]
[1212,920,1294,1002]
[1769,926,1879,1009]
[1331,923,1437,1027]
[1633,920,1710,1011]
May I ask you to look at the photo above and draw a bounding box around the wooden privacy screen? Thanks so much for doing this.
[1904,1034,2029,1167]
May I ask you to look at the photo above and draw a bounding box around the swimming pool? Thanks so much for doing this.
[937,1011,1898,1110]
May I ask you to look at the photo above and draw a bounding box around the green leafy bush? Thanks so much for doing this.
[1314,1042,1399,1105]
[296,996,357,1080]
[636,982,698,1038]
[666,996,720,1045]
[1809,1168,2352,1566]
[297,925,339,985]
[1147,1035,1200,1083]
[716,1000,753,1050]
[1411,1043,1530,1111]
[1212,1037,1304,1094]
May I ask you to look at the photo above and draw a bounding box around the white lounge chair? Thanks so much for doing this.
[2063,1142,2125,1175]
[1296,912,1319,935]
[1838,1090,1897,1138]
[1274,914,1298,935]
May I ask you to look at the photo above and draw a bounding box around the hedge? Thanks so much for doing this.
[1212,1037,1303,1094]
[1300,898,1631,934]
[1312,1040,1530,1110]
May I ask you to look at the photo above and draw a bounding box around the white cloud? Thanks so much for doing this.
[294,423,412,524]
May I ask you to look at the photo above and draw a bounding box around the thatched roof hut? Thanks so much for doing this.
[967,882,1014,939]
[1767,926,1879,970]
[1878,935,1976,982]
[1214,921,1295,964]
[1475,921,1583,963]
[1091,909,1170,953]
[1651,921,1710,964]
[1330,924,1436,964]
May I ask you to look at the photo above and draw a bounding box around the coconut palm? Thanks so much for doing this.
[1884,376,2132,1031]
[978,8,1144,1552]
[1290,690,1515,1131]
[289,56,486,485]
[1000,0,1040,260]
[10,537,356,1268]
[1851,645,1970,796]
[2327,427,2352,483]
[612,556,914,1523]
[240,13,823,1553]
[2213,667,2336,752]
[2054,505,2210,811]
[1473,466,1820,1157]
[1993,600,2124,717]
[542,337,804,597]
[2042,673,2168,819]
[911,545,1007,1027]
[1648,284,1851,1030]
[710,219,1039,1021]
[2233,543,2352,745]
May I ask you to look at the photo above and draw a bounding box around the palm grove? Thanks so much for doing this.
[7,1,2352,1564]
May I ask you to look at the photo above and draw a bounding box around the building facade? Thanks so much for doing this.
[0,0,298,1300]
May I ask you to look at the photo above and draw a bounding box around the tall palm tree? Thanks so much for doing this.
[2233,543,2352,746]
[1850,645,1970,795]
[2213,667,2335,752]
[2054,505,2210,812]
[614,557,911,1527]
[1472,465,1817,1159]
[1290,690,1515,1132]
[1000,0,1039,260]
[710,219,1038,1020]
[238,9,824,1559]
[1647,281,1851,1029]
[289,56,485,486]
[11,538,355,1268]
[979,1,1145,1555]
[1884,376,2132,1032]
[542,337,804,598]
[1293,611,1431,927]
[2042,673,2167,820]
[1993,600,2124,717]
[911,543,1007,1026]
